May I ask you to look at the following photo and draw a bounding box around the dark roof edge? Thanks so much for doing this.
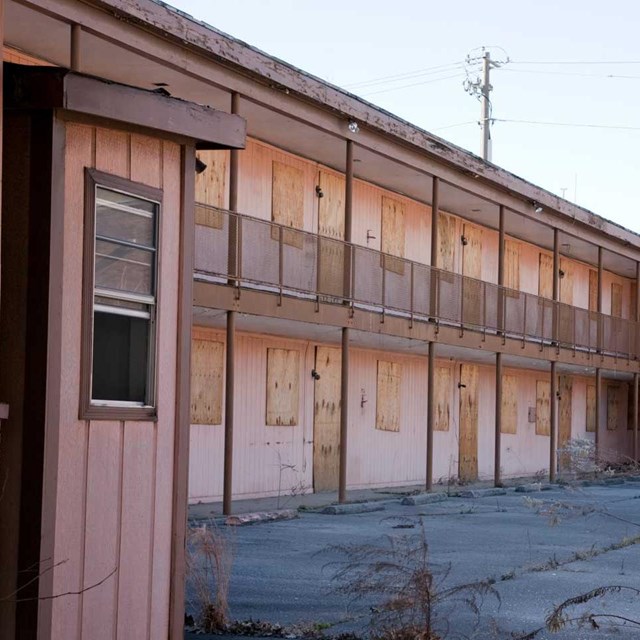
[88,0,639,248]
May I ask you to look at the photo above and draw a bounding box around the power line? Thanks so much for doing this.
[344,61,466,90]
[510,59,640,65]
[361,71,467,96]
[432,120,478,131]
[499,68,640,80]
[494,118,640,131]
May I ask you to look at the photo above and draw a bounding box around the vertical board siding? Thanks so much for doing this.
[611,282,623,318]
[504,239,521,290]
[318,171,345,297]
[438,212,456,272]
[312,346,341,492]
[375,360,401,432]
[458,364,479,482]
[560,258,574,305]
[538,253,553,299]
[190,337,224,425]
[380,196,405,275]
[607,385,621,430]
[266,347,300,426]
[195,149,229,208]
[589,270,598,312]
[501,374,518,434]
[586,384,597,432]
[536,380,551,436]
[434,366,451,431]
[47,123,179,639]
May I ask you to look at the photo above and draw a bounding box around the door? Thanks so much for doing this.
[313,346,341,491]
[462,224,483,326]
[317,171,345,298]
[459,363,479,482]
[558,375,573,470]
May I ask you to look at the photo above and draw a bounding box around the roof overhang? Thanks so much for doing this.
[4,63,246,150]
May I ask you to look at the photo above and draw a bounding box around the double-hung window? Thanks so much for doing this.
[81,169,162,419]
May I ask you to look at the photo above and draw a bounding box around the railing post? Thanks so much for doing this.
[409,261,414,328]
[278,225,284,305]
[522,293,527,346]
[349,244,356,315]
[381,258,386,322]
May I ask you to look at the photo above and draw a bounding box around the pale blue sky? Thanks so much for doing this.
[170,0,640,232]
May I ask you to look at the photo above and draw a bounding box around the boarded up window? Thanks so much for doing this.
[538,253,553,299]
[589,270,598,313]
[438,213,456,272]
[318,171,346,297]
[194,150,228,229]
[272,161,304,248]
[458,364,479,482]
[190,338,224,425]
[434,366,451,431]
[501,374,518,434]
[560,259,574,305]
[611,282,623,318]
[586,384,596,433]
[504,240,521,291]
[536,380,550,436]
[462,224,482,326]
[266,348,300,426]
[607,385,621,431]
[376,360,401,432]
[381,196,406,275]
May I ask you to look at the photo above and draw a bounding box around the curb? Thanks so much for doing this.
[401,493,448,506]
[321,502,386,515]
[456,488,508,498]
[225,509,299,526]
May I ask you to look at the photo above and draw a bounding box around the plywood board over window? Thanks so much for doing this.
[462,224,483,326]
[504,240,521,291]
[536,380,551,436]
[611,282,623,318]
[434,366,451,431]
[560,259,574,305]
[381,196,406,275]
[586,384,597,433]
[271,160,304,249]
[266,348,300,426]
[501,374,518,434]
[194,150,228,230]
[538,253,553,299]
[459,363,478,482]
[438,212,456,272]
[190,338,224,425]
[607,384,622,431]
[376,360,401,432]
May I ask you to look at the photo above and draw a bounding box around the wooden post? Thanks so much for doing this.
[338,327,350,503]
[635,261,640,360]
[634,372,639,462]
[595,367,602,457]
[497,205,505,334]
[426,341,435,491]
[343,140,354,299]
[70,24,81,71]
[597,246,603,351]
[552,229,559,344]
[494,352,502,487]
[429,176,439,318]
[549,360,557,482]
[227,92,240,283]
[223,310,235,515]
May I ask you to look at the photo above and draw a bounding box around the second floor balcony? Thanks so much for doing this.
[194,204,639,361]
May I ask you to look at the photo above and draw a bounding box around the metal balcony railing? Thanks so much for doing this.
[194,204,639,360]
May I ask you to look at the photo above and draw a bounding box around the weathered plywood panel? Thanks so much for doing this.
[376,360,401,432]
[589,270,598,313]
[434,366,451,432]
[266,348,300,426]
[462,224,483,325]
[272,160,304,248]
[539,253,553,299]
[607,385,621,430]
[459,364,478,482]
[536,380,551,436]
[558,375,573,468]
[504,239,521,291]
[130,134,161,188]
[438,212,456,272]
[313,346,341,491]
[195,150,228,208]
[627,383,635,431]
[501,374,518,434]
[381,196,405,275]
[586,384,597,433]
[190,338,224,425]
[318,171,345,297]
[611,282,623,318]
[560,259,574,305]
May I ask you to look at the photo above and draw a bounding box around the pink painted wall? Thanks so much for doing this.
[39,123,181,640]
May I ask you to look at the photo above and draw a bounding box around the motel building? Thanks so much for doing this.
[0,1,639,638]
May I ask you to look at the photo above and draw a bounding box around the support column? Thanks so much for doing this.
[497,206,505,333]
[228,93,240,282]
[429,176,439,318]
[343,141,354,299]
[633,372,639,462]
[426,341,435,491]
[549,360,557,482]
[70,24,81,71]
[597,247,603,351]
[338,327,350,503]
[223,310,235,515]
[552,229,560,344]
[494,352,503,487]
[595,367,602,457]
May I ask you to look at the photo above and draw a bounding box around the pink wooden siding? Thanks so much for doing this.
[39,123,180,640]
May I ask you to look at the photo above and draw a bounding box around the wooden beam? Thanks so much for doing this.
[338,327,349,503]
[70,23,81,71]
[426,341,434,491]
[494,352,502,487]
[223,310,235,515]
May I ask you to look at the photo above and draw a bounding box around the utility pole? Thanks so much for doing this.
[481,51,492,162]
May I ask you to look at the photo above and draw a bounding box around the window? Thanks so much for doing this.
[81,169,162,419]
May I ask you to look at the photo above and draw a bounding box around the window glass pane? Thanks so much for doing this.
[92,311,149,403]
[95,239,154,295]
[96,187,156,248]
[94,296,147,313]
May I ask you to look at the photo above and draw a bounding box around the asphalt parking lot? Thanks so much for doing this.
[186,480,640,639]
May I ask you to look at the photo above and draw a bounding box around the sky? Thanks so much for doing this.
[169,0,640,232]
